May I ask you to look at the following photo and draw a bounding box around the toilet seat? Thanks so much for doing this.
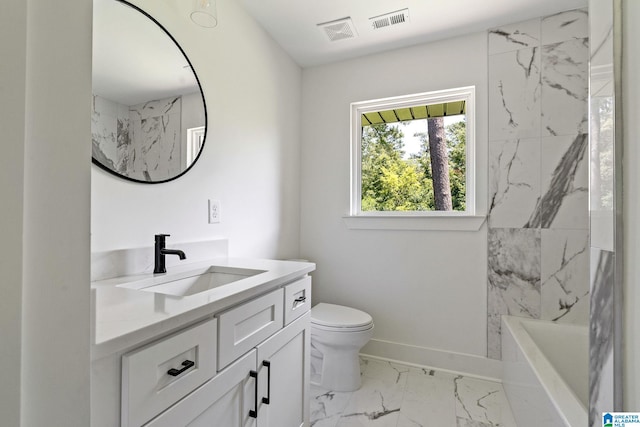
[311,322,373,332]
[311,303,373,332]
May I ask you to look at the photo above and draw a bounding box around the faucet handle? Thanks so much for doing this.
[155,234,170,244]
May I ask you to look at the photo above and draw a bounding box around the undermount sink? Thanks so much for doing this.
[119,266,267,297]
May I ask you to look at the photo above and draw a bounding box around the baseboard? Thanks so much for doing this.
[360,338,502,381]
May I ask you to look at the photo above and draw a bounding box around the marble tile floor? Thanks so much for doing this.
[310,357,518,427]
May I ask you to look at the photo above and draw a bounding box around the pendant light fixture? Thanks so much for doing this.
[191,0,217,28]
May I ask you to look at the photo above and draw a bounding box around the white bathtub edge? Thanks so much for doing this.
[502,316,588,427]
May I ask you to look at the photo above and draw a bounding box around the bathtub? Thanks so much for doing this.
[501,316,588,427]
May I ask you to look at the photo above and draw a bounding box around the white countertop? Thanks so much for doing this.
[91,257,315,359]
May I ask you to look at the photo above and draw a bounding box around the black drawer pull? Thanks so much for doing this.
[262,360,271,405]
[249,370,258,418]
[167,360,195,377]
[293,296,306,306]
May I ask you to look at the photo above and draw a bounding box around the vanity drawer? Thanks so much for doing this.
[284,276,311,325]
[121,318,217,427]
[217,288,283,370]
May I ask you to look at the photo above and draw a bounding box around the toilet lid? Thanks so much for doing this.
[311,303,373,329]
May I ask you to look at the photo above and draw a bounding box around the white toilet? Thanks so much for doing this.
[310,303,374,392]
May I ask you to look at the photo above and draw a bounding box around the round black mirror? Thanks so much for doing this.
[92,0,207,183]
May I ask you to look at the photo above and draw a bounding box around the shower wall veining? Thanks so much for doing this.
[92,95,181,180]
[91,93,204,181]
[588,0,618,422]
[486,9,590,359]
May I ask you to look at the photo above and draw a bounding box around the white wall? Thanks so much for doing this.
[0,1,27,424]
[181,91,206,159]
[91,0,302,259]
[622,0,640,410]
[300,33,489,361]
[0,0,92,425]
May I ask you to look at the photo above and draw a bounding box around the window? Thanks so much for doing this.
[350,87,476,219]
[186,126,206,166]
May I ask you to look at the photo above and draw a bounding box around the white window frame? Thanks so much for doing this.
[186,126,206,167]
[347,86,483,230]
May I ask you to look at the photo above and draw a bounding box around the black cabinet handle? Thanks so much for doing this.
[262,360,271,404]
[167,360,194,377]
[293,296,306,307]
[249,370,258,418]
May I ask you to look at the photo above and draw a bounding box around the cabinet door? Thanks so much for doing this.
[256,312,310,427]
[145,350,258,427]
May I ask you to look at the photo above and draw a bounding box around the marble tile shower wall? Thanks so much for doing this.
[588,0,617,422]
[487,9,589,359]
[91,95,183,181]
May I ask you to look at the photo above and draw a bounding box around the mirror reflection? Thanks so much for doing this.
[92,0,206,183]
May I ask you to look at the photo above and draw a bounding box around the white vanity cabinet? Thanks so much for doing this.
[112,275,311,427]
[146,313,310,427]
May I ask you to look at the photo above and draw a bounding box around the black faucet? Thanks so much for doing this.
[154,234,186,274]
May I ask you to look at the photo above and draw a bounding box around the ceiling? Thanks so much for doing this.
[93,0,199,106]
[92,0,588,105]
[239,0,587,68]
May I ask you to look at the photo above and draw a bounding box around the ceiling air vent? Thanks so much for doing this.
[370,9,410,30]
[318,17,358,42]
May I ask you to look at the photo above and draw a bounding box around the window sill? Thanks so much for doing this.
[342,215,486,231]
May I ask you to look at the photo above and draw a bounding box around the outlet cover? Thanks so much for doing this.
[208,199,221,223]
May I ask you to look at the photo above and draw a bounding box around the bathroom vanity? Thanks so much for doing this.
[90,257,314,427]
